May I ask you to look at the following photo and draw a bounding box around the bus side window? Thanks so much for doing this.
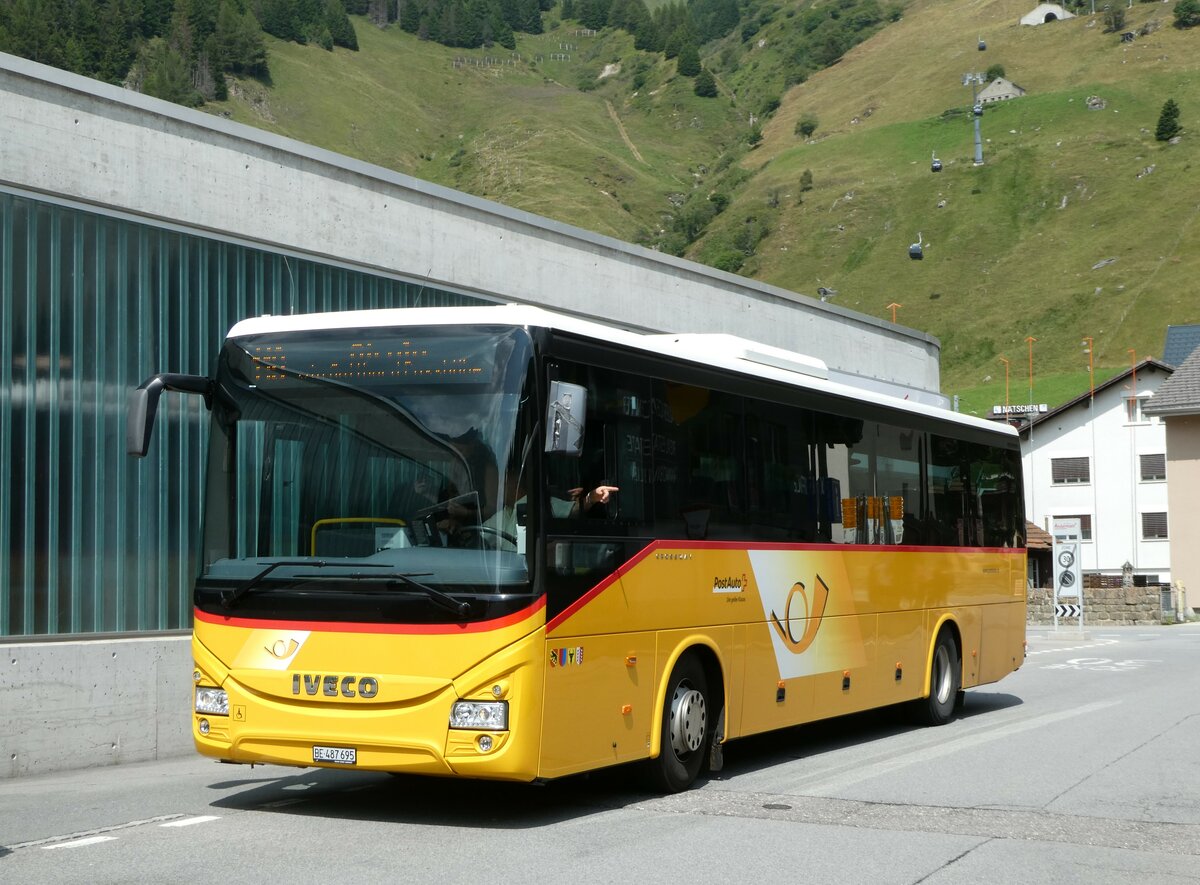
[546,363,651,530]
[813,413,863,544]
[928,435,971,547]
[873,422,921,546]
[744,400,814,542]
[651,381,745,541]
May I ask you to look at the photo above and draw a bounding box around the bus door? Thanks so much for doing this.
[540,363,657,777]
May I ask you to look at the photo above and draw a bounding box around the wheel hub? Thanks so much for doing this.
[933,645,952,705]
[669,683,706,756]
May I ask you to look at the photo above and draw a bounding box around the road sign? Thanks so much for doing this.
[1052,520,1082,599]
[1051,518,1084,629]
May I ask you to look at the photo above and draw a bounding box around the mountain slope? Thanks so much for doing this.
[704,0,1200,411]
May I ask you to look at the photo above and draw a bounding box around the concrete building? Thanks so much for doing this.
[0,52,946,777]
[1019,360,1174,589]
[1143,346,1200,617]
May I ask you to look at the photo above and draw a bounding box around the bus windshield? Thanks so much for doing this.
[197,324,537,624]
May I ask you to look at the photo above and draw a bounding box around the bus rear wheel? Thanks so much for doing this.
[650,654,710,793]
[917,629,961,726]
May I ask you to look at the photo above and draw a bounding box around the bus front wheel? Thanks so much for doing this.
[918,629,961,726]
[650,654,710,793]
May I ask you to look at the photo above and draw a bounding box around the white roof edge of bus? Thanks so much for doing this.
[644,334,829,381]
[226,304,1016,438]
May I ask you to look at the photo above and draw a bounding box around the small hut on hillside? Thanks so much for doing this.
[978,77,1027,104]
[1020,3,1075,25]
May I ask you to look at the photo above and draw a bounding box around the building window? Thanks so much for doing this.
[1051,457,1090,484]
[1125,398,1144,423]
[1141,512,1168,540]
[1054,514,1092,541]
[1139,454,1166,482]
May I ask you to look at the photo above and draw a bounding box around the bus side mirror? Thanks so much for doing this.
[127,373,214,457]
[544,381,587,456]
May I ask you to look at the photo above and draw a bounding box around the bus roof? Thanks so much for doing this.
[226,304,1016,439]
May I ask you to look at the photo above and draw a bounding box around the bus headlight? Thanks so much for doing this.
[195,687,229,716]
[449,700,508,730]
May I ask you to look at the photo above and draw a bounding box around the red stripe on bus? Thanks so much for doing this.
[544,539,1025,633]
[194,595,546,635]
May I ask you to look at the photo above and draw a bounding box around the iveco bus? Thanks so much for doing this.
[129,304,1025,791]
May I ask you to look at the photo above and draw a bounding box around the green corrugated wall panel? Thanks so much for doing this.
[0,191,486,638]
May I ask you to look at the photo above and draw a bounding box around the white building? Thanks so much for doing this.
[1020,3,1076,26]
[1019,359,1174,587]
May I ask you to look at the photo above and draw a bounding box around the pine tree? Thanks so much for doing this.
[399,0,421,32]
[215,1,268,74]
[1156,98,1181,141]
[137,36,202,105]
[323,0,358,48]
[676,41,700,76]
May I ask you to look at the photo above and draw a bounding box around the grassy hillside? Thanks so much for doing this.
[215,22,745,242]
[211,0,1200,416]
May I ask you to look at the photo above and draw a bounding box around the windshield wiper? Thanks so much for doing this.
[220,562,470,618]
[385,572,471,619]
[221,560,342,609]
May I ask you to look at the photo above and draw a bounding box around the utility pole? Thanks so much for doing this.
[1082,337,1095,398]
[887,302,902,323]
[1025,336,1037,402]
[962,71,986,165]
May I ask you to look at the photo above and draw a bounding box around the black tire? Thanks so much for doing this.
[649,654,710,793]
[918,629,961,726]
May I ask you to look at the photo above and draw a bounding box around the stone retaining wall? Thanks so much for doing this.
[1027,585,1167,626]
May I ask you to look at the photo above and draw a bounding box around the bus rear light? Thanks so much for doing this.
[450,700,508,731]
[195,687,229,716]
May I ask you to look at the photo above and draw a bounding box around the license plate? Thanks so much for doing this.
[312,745,356,765]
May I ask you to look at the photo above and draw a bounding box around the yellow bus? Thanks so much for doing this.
[129,304,1025,792]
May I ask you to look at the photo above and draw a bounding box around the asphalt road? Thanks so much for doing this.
[3,624,1199,884]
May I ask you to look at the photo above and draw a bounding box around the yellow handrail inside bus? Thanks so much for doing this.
[310,517,407,556]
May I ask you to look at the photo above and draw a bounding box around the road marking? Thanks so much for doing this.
[1041,657,1160,672]
[42,836,118,850]
[9,814,185,851]
[794,700,1121,794]
[159,815,220,828]
[1026,638,1118,656]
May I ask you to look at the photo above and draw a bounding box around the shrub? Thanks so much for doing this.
[1175,0,1200,27]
